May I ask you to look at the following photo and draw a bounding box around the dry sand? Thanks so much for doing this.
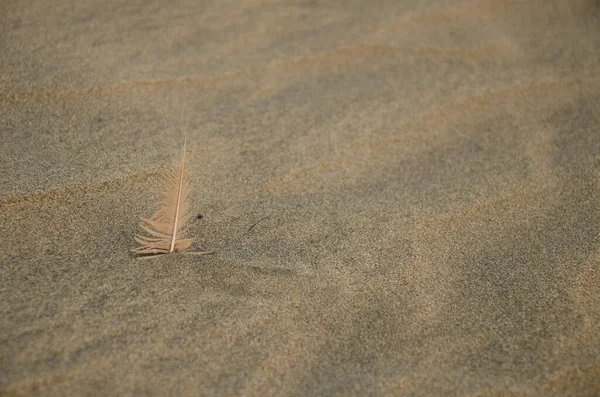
[1,0,600,395]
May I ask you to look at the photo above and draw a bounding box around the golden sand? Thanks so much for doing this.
[1,1,599,395]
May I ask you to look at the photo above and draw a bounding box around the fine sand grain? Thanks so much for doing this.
[1,0,600,396]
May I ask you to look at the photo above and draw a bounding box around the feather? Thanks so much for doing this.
[132,138,210,257]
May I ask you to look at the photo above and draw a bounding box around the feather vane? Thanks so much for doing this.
[132,140,194,256]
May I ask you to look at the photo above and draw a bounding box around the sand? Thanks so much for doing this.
[1,0,600,395]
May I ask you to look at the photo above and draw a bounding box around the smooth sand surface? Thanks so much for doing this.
[2,0,600,395]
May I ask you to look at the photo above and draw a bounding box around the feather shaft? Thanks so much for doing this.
[169,138,186,253]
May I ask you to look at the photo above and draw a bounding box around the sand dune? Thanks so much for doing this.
[1,0,599,396]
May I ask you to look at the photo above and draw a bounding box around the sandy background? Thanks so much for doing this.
[2,0,600,395]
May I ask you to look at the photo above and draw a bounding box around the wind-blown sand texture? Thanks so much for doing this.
[1,0,600,395]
